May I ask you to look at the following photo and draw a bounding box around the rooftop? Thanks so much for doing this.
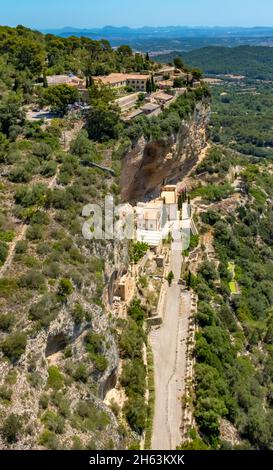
[93,73,127,85]
[122,109,144,122]
[46,74,83,86]
[141,102,161,112]
[157,66,175,73]
[153,92,173,102]
[126,73,150,80]
[158,80,174,87]
[93,73,150,85]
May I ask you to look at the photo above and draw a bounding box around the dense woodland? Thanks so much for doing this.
[183,145,273,450]
[156,46,273,81]
[210,82,273,158]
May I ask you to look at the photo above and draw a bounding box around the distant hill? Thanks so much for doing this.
[41,26,273,52]
[154,46,273,80]
[43,25,273,38]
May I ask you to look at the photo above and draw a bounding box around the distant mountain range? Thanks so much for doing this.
[42,25,273,38]
[41,26,273,52]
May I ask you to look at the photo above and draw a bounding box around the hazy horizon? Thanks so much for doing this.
[1,0,273,30]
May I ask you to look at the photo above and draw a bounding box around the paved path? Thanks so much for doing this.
[150,240,192,450]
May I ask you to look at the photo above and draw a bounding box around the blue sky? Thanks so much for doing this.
[1,0,273,29]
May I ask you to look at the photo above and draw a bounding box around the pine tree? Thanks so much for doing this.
[43,73,48,88]
[151,75,156,92]
[178,194,183,211]
[146,79,151,94]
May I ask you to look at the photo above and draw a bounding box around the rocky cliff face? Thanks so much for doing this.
[121,101,210,204]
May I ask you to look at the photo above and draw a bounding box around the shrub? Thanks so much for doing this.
[8,166,32,183]
[36,242,50,255]
[167,271,174,286]
[47,366,64,391]
[19,270,45,290]
[130,242,149,264]
[32,142,52,160]
[72,363,89,383]
[124,395,147,435]
[85,331,108,372]
[71,303,87,324]
[30,211,50,226]
[0,386,12,403]
[15,240,28,254]
[0,312,16,332]
[26,224,44,241]
[75,400,110,431]
[38,429,59,450]
[72,436,84,450]
[85,332,104,355]
[15,184,48,208]
[0,241,8,264]
[51,392,70,418]
[1,332,27,361]
[58,278,73,298]
[119,319,145,359]
[128,299,146,326]
[49,188,74,210]
[39,393,49,410]
[0,230,15,242]
[41,410,65,434]
[29,293,59,328]
[40,161,57,177]
[91,354,108,373]
[1,414,22,443]
[70,130,98,159]
[43,262,61,279]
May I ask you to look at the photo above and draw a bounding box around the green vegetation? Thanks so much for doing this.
[57,278,73,299]
[88,84,121,142]
[167,271,174,286]
[130,242,149,264]
[191,182,233,202]
[120,299,148,435]
[41,410,65,434]
[40,85,79,115]
[0,313,16,332]
[1,332,27,362]
[187,145,273,450]
[47,366,64,391]
[85,331,108,373]
[158,46,273,81]
[1,414,22,443]
[73,400,110,434]
[126,85,210,142]
[0,241,8,265]
[210,82,273,158]
[0,386,12,404]
[38,429,59,450]
[144,343,155,450]
[183,234,199,257]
